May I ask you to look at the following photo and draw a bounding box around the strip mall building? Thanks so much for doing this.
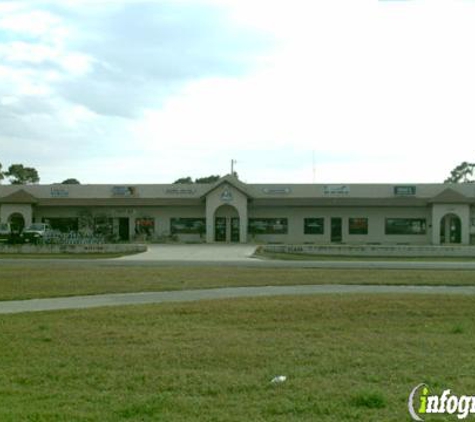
[0,175,474,245]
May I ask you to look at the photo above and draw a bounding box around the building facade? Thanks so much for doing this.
[0,175,474,245]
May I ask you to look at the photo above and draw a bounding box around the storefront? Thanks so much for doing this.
[1,175,474,245]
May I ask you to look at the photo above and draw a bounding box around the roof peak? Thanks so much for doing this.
[429,187,470,203]
[0,189,38,204]
[200,174,250,198]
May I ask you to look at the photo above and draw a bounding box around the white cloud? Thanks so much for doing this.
[1,0,475,183]
[0,8,67,42]
[123,0,475,183]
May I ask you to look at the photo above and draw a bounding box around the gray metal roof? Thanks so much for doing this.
[0,178,474,205]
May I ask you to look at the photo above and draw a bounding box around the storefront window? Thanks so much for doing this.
[135,218,155,237]
[170,218,206,235]
[43,218,79,233]
[385,218,426,235]
[248,218,288,234]
[349,218,368,235]
[94,216,113,237]
[304,218,324,234]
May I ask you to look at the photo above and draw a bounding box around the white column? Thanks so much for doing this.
[129,217,135,241]
[460,207,470,245]
[239,203,248,243]
[206,204,215,243]
[431,205,441,245]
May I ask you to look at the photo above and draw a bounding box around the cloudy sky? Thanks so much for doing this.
[0,0,474,184]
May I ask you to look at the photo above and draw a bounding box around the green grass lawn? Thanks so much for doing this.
[0,253,137,259]
[1,265,475,301]
[256,250,475,261]
[1,295,474,421]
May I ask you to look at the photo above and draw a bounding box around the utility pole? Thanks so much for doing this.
[312,151,316,183]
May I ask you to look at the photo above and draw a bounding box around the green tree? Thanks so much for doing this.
[61,178,81,184]
[444,162,475,183]
[173,176,193,184]
[5,164,40,184]
[174,175,223,184]
[194,175,220,184]
[0,163,4,183]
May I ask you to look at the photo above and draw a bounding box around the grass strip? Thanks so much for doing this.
[0,265,475,301]
[0,252,139,259]
[256,250,475,261]
[0,295,474,421]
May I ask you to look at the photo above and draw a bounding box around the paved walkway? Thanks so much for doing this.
[112,245,475,269]
[117,244,258,261]
[2,284,475,314]
[3,257,475,270]
[2,244,475,269]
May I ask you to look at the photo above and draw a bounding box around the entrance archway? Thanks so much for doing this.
[8,213,26,234]
[440,213,462,244]
[214,204,240,242]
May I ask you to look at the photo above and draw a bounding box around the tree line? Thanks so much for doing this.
[0,163,40,184]
[173,175,221,184]
[444,162,475,183]
[0,163,229,185]
[173,172,238,184]
[0,163,80,185]
[1,161,473,185]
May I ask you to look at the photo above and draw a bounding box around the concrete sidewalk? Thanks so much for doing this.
[117,244,258,261]
[2,284,475,314]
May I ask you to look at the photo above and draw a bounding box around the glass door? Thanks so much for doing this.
[119,218,130,241]
[231,218,240,242]
[331,217,342,243]
[215,217,226,241]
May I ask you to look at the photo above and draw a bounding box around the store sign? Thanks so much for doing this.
[51,187,69,198]
[165,188,197,195]
[220,187,233,202]
[112,208,135,215]
[111,186,137,197]
[262,187,291,194]
[324,185,350,195]
[394,185,416,196]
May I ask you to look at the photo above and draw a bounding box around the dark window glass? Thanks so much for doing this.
[170,218,206,234]
[304,218,324,234]
[248,218,288,234]
[385,218,426,235]
[43,218,79,233]
[349,218,368,235]
[135,218,155,236]
[93,217,113,237]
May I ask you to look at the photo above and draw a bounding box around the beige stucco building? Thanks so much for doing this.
[1,175,474,245]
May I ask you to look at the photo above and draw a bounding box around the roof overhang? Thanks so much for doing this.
[0,189,38,204]
[200,175,251,199]
[428,188,471,204]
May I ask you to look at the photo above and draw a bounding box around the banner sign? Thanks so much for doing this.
[394,185,416,196]
[165,188,197,195]
[262,187,291,194]
[111,186,137,197]
[323,185,350,195]
[51,187,69,198]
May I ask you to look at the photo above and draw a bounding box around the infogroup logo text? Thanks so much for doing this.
[409,384,475,421]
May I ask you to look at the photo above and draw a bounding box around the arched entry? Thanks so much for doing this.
[8,212,26,234]
[214,204,240,242]
[440,213,462,244]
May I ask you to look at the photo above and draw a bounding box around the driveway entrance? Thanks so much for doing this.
[118,244,257,261]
